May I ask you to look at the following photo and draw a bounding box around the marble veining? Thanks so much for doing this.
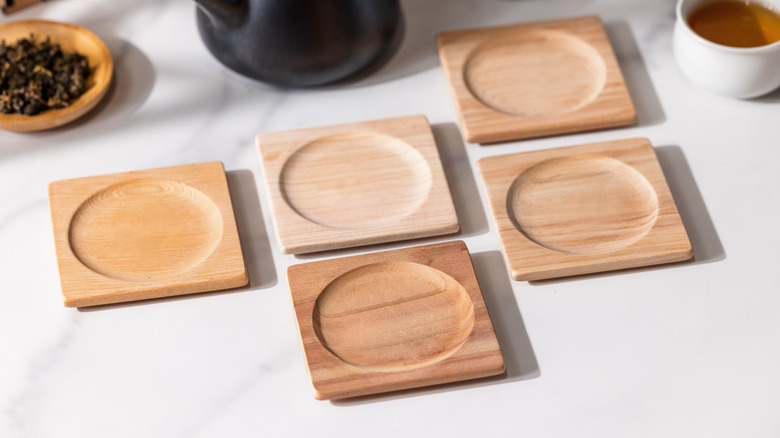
[4,314,81,436]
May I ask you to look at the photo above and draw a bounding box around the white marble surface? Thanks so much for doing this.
[2,0,779,436]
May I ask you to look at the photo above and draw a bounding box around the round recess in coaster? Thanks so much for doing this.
[507,155,659,255]
[464,30,607,118]
[69,178,223,281]
[313,261,475,372]
[279,132,433,229]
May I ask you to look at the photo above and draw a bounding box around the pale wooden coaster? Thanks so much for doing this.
[287,240,504,400]
[437,16,636,144]
[257,115,459,254]
[49,162,248,307]
[479,138,692,281]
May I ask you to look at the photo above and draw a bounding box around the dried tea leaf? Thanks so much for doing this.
[0,34,90,115]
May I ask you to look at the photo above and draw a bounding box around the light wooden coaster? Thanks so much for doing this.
[49,162,248,307]
[287,240,504,400]
[257,115,459,254]
[437,16,636,144]
[479,138,692,281]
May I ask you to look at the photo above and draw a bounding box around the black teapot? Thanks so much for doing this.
[194,0,404,87]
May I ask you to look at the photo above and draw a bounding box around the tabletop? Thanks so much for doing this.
[2,1,779,437]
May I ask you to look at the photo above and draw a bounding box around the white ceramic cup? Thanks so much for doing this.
[673,0,780,98]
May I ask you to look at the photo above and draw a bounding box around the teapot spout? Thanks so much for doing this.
[194,0,247,30]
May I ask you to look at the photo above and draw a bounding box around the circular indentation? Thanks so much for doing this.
[69,178,223,281]
[279,132,433,229]
[465,30,607,117]
[313,261,475,372]
[507,155,659,255]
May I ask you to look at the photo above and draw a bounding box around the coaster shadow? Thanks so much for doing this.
[432,122,489,238]
[472,250,540,381]
[227,169,278,290]
[655,145,724,265]
[605,20,666,127]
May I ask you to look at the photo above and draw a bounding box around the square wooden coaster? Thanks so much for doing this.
[257,115,459,254]
[437,16,636,144]
[478,138,692,281]
[287,240,504,400]
[48,162,248,307]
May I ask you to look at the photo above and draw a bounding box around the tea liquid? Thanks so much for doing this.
[688,1,780,47]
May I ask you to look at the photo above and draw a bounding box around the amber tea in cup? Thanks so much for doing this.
[674,0,780,97]
[688,1,780,47]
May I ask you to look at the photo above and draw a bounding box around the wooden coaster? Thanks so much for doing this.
[479,138,692,281]
[257,115,459,254]
[437,16,636,144]
[49,162,248,307]
[287,240,504,400]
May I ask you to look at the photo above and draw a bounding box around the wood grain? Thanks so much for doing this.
[257,115,459,254]
[49,162,248,307]
[436,16,636,144]
[287,240,504,400]
[0,20,112,131]
[478,138,693,281]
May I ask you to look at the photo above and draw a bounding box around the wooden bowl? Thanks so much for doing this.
[0,20,113,132]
